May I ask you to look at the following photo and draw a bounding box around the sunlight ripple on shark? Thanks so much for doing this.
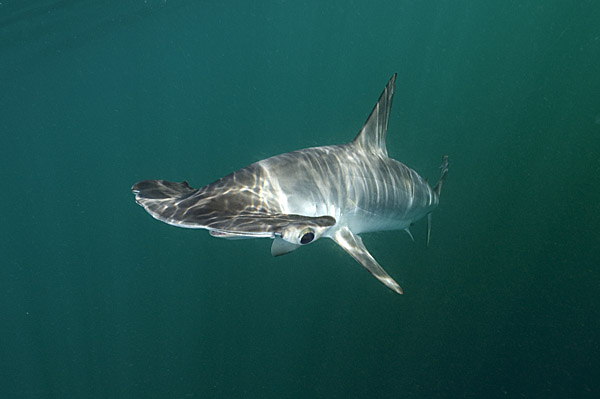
[132,74,448,294]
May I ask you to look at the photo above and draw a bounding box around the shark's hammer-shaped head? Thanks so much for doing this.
[271,216,335,257]
[281,224,323,245]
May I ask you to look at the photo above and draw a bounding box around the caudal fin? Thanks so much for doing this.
[427,155,449,247]
[433,155,449,197]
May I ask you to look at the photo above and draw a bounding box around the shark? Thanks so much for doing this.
[132,74,448,294]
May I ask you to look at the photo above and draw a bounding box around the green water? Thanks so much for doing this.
[1,1,599,397]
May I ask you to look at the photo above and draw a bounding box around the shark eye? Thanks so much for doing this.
[300,230,315,244]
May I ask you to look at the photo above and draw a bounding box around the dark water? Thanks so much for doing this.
[1,1,599,397]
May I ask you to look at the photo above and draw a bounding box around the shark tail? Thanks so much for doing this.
[427,155,449,247]
[433,155,449,197]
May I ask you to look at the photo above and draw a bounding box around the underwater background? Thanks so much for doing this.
[1,0,599,397]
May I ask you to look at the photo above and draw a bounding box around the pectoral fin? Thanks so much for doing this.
[271,236,300,256]
[331,227,403,294]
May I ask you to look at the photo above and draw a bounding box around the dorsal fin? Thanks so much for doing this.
[352,73,397,157]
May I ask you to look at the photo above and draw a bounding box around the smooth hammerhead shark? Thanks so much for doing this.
[132,74,448,294]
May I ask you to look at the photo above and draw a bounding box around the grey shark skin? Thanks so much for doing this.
[132,74,448,294]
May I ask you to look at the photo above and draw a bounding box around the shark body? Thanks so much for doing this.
[132,74,448,294]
